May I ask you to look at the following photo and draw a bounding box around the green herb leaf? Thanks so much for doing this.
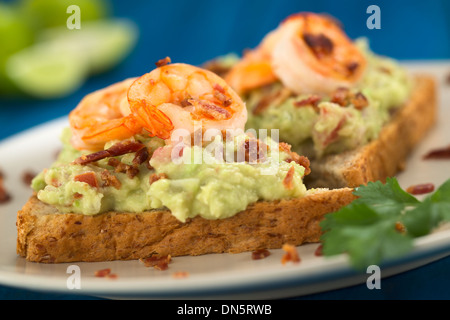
[320,177,450,271]
[353,177,419,214]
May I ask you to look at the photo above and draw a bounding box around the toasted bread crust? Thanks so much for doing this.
[307,75,437,188]
[17,189,355,263]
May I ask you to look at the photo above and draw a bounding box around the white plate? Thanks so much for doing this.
[0,62,449,299]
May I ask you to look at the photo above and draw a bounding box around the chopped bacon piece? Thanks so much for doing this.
[0,172,11,204]
[149,173,168,185]
[239,138,268,163]
[172,271,189,279]
[331,88,368,110]
[279,142,311,176]
[190,99,231,120]
[73,141,146,165]
[101,170,121,190]
[73,192,83,199]
[423,145,450,160]
[94,268,111,277]
[251,249,271,260]
[0,186,11,204]
[106,141,146,157]
[132,147,150,166]
[294,95,321,111]
[213,83,225,94]
[406,183,435,195]
[74,172,99,188]
[155,56,171,68]
[331,87,350,106]
[283,166,295,190]
[351,92,369,110]
[74,150,110,165]
[281,244,301,264]
[22,170,36,186]
[314,244,323,257]
[140,255,172,271]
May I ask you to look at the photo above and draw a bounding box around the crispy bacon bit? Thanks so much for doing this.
[213,83,225,94]
[101,170,121,190]
[0,171,11,204]
[294,95,321,111]
[107,158,121,168]
[213,83,232,107]
[423,145,450,160]
[351,92,369,110]
[251,249,271,260]
[74,172,99,188]
[132,147,150,166]
[73,192,83,199]
[303,33,334,57]
[395,221,406,233]
[279,142,311,176]
[281,243,301,264]
[94,268,111,278]
[406,183,435,195]
[214,90,232,107]
[240,138,268,163]
[331,87,350,106]
[155,56,171,68]
[140,255,172,271]
[445,72,450,85]
[107,273,118,280]
[190,99,231,120]
[74,150,110,165]
[180,98,193,108]
[283,166,295,190]
[22,170,36,186]
[331,88,368,110]
[107,141,146,157]
[0,186,11,204]
[323,117,346,147]
[172,271,189,279]
[73,141,146,165]
[149,172,169,185]
[314,244,323,257]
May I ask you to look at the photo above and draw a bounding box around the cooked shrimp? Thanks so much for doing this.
[224,28,281,94]
[225,12,367,95]
[127,63,247,142]
[69,78,141,151]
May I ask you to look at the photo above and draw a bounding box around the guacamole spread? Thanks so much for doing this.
[242,39,412,158]
[32,128,308,222]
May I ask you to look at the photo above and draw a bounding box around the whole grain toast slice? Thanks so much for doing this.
[17,188,355,263]
[306,75,437,188]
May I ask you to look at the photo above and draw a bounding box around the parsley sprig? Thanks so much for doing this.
[320,177,450,270]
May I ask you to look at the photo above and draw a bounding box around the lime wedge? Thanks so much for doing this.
[19,0,110,29]
[39,19,138,73]
[5,41,88,98]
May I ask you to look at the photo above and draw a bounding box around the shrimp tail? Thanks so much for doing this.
[130,100,174,140]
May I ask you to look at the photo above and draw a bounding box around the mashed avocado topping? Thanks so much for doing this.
[241,39,412,158]
[32,129,308,222]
